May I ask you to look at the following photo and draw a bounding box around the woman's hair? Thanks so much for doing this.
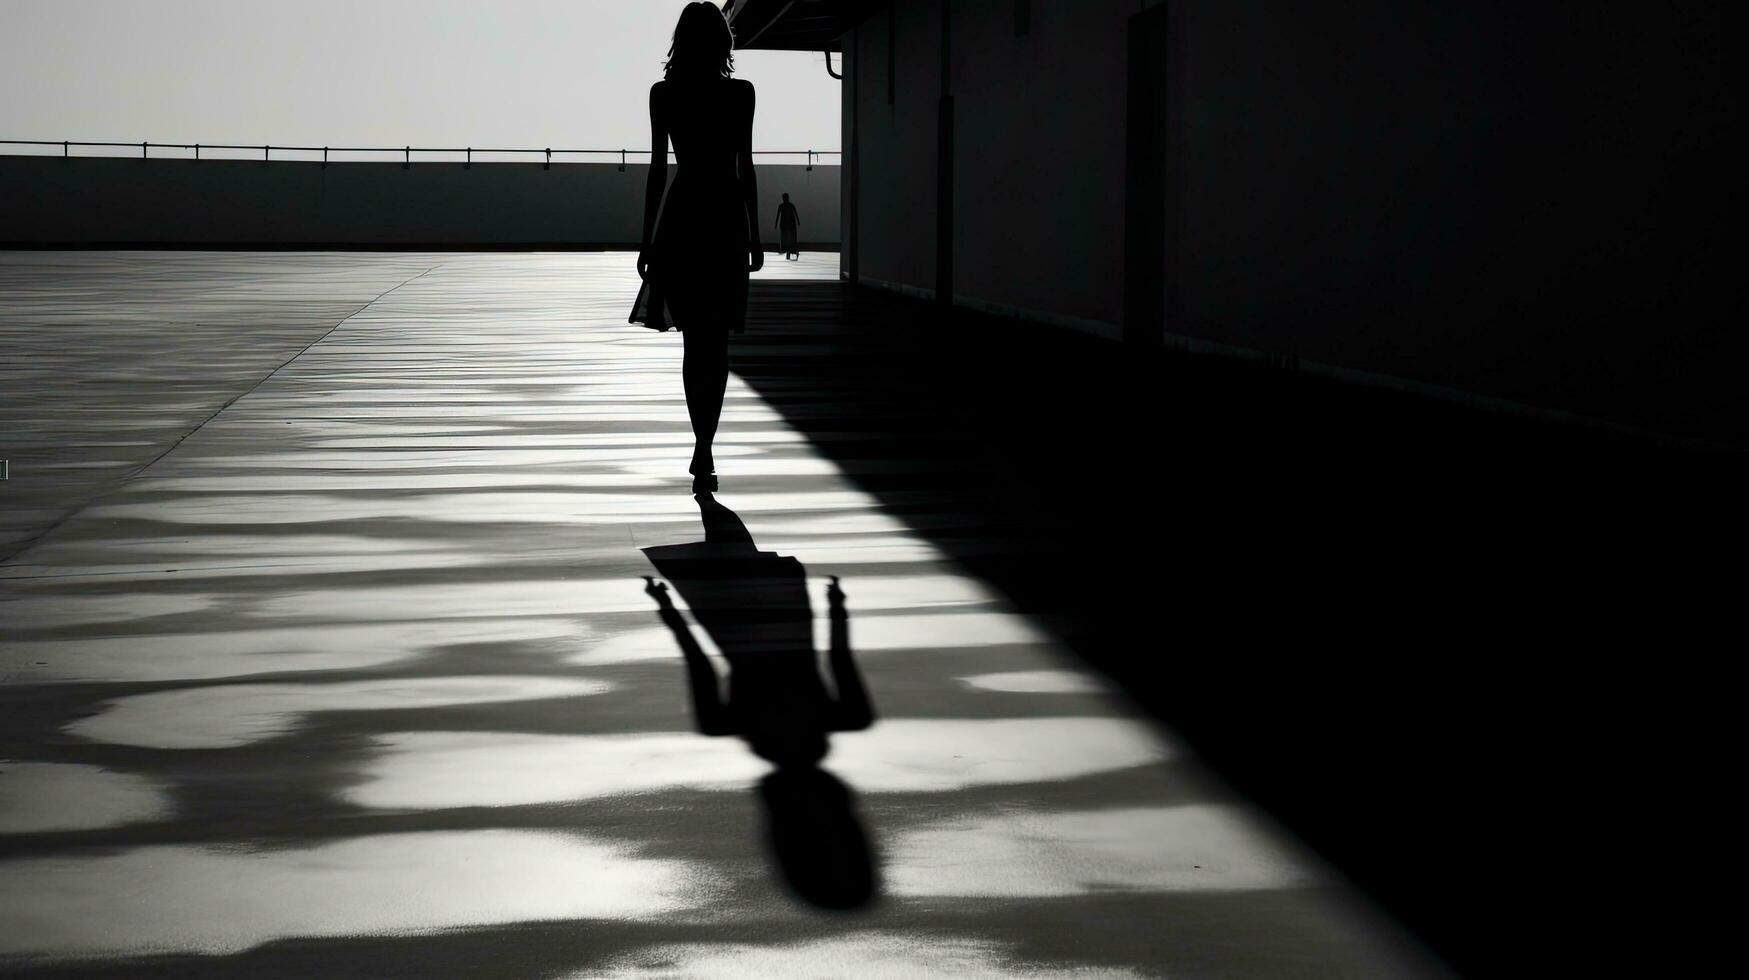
[664,2,735,79]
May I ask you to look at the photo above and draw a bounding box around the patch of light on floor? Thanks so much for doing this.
[0,830,713,960]
[346,718,1173,809]
[0,762,171,835]
[70,676,613,749]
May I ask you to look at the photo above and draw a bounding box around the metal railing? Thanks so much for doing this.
[0,140,841,171]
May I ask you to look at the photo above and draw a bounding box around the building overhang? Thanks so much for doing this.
[727,0,881,52]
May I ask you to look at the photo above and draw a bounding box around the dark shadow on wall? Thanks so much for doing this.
[1154,2,1744,445]
[726,278,1742,975]
[643,494,878,910]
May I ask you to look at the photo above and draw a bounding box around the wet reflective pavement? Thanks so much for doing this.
[0,252,1446,977]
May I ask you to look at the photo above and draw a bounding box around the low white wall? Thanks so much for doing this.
[0,157,839,247]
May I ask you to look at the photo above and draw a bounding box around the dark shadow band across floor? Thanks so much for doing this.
[730,278,1743,977]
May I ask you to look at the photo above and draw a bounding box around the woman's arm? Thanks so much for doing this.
[638,83,668,280]
[644,577,732,736]
[738,81,763,272]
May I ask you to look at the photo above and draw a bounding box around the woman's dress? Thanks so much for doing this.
[778,203,799,255]
[631,78,752,334]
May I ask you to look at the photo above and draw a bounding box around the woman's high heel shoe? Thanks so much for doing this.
[689,451,716,495]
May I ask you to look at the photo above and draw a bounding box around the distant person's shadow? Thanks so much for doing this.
[642,494,878,909]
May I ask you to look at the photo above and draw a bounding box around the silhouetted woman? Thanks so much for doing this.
[776,193,800,260]
[631,2,763,496]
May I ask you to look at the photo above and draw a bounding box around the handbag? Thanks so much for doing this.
[629,276,677,332]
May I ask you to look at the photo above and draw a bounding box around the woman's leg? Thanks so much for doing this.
[681,327,729,477]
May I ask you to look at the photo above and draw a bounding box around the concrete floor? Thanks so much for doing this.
[0,252,1445,977]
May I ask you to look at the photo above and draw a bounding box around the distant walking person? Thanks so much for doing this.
[631,1,763,496]
[776,193,801,260]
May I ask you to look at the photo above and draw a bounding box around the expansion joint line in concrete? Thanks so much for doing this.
[0,263,441,563]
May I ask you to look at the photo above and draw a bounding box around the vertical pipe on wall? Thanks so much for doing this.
[887,3,896,106]
[1123,3,1172,345]
[935,0,954,307]
[847,27,860,282]
[1159,2,1186,347]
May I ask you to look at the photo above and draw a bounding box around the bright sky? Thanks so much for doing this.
[0,1,840,154]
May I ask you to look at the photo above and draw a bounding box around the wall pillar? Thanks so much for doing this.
[846,28,859,281]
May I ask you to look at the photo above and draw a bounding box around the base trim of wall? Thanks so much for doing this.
[1160,331,1738,454]
[953,291,1123,342]
[854,274,1124,341]
[854,273,935,302]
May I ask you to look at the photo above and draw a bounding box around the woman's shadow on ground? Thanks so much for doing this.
[642,494,878,909]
